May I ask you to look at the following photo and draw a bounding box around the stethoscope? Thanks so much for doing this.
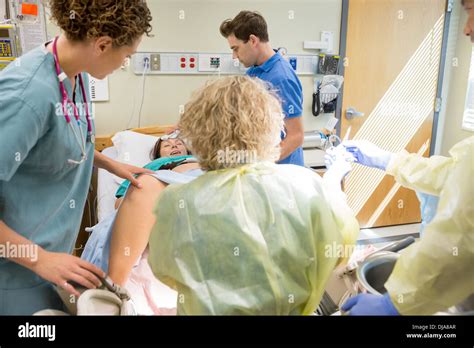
[52,36,93,165]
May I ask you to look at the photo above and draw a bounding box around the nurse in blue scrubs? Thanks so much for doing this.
[0,0,153,314]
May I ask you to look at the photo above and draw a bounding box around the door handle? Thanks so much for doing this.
[346,107,365,120]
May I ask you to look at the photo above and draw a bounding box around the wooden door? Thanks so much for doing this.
[340,0,448,228]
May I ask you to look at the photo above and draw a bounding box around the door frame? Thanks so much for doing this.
[335,0,349,137]
[430,0,454,155]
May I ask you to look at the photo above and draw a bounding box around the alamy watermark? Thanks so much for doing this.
[324,242,358,259]
[0,242,38,262]
[55,102,94,119]
[18,322,55,341]
[217,147,258,165]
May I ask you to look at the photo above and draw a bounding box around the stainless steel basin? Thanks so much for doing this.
[356,251,399,295]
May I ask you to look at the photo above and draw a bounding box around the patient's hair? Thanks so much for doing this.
[179,76,284,171]
[151,139,164,160]
[48,0,153,47]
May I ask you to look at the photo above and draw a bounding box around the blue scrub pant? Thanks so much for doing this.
[0,281,64,315]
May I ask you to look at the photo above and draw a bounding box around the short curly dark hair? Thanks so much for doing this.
[48,0,153,47]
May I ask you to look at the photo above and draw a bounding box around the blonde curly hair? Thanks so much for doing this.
[179,76,284,171]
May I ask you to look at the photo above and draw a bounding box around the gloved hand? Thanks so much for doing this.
[341,293,399,315]
[324,144,354,182]
[343,140,393,170]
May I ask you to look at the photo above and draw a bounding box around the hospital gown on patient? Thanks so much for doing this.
[81,167,203,314]
[82,167,203,272]
[148,162,360,315]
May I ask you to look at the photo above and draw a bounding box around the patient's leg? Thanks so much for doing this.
[108,175,166,286]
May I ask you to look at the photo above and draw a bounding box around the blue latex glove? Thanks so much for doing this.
[343,140,393,170]
[341,293,399,316]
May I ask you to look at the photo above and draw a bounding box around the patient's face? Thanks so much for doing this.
[160,139,188,157]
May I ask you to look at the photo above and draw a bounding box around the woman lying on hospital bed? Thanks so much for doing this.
[83,76,359,315]
[113,135,199,209]
[82,134,202,314]
[146,76,360,315]
[110,134,204,281]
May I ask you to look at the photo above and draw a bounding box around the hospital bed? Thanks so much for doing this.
[76,125,178,315]
[77,125,415,315]
[76,124,174,246]
[96,146,119,221]
[80,125,347,315]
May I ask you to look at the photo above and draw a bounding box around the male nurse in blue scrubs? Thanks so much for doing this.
[0,0,154,314]
[220,11,305,166]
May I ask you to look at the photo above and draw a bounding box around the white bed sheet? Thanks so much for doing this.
[97,146,122,222]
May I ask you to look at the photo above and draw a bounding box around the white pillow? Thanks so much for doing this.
[111,130,160,184]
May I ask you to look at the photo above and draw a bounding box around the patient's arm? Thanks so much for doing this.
[108,163,201,286]
[108,175,166,286]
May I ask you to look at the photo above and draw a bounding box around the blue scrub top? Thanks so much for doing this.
[247,51,304,166]
[0,44,95,314]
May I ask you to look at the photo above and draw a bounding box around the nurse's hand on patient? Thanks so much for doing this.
[108,161,154,189]
[343,140,393,170]
[33,250,106,297]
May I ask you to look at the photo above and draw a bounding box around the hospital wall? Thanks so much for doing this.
[46,0,343,136]
[435,1,473,156]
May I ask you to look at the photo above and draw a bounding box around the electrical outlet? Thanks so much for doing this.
[150,54,160,71]
[132,53,152,74]
[198,54,221,72]
[143,56,150,69]
[138,53,151,69]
